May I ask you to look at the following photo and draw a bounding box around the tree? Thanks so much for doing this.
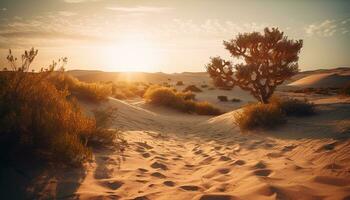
[206,27,303,103]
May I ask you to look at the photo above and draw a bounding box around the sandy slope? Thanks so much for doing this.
[73,97,350,200]
[288,73,350,88]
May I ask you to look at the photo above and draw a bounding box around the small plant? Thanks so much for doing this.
[176,81,184,86]
[271,97,315,116]
[177,91,196,100]
[183,85,202,93]
[217,95,228,102]
[144,86,221,115]
[234,103,286,130]
[201,84,208,88]
[231,98,241,102]
[194,101,222,115]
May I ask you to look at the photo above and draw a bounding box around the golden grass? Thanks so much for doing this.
[144,85,221,115]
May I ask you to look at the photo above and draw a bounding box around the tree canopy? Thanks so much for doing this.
[206,27,303,103]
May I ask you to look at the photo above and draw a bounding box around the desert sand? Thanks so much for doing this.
[5,69,350,200]
[72,92,350,200]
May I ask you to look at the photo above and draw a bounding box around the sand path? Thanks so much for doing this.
[72,98,350,200]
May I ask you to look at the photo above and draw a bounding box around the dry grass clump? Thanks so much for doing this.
[0,49,124,167]
[176,81,184,86]
[231,98,241,102]
[111,81,146,100]
[271,97,315,116]
[49,72,111,103]
[144,85,221,115]
[183,85,202,93]
[217,95,228,102]
[235,96,315,130]
[234,103,286,130]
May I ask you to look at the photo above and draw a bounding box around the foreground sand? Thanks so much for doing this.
[71,97,350,200]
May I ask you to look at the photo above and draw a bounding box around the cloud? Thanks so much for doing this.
[106,6,173,13]
[305,18,350,37]
[0,30,98,40]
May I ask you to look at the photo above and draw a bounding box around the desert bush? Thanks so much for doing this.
[177,91,196,100]
[176,81,184,86]
[0,48,121,167]
[201,84,208,88]
[49,72,111,102]
[194,101,222,115]
[111,81,147,99]
[217,95,228,102]
[231,98,241,102]
[234,103,286,130]
[183,85,202,92]
[271,97,315,116]
[144,86,221,115]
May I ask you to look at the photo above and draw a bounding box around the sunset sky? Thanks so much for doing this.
[0,0,349,72]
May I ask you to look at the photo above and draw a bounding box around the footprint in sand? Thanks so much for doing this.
[163,180,175,187]
[218,168,231,174]
[252,161,267,169]
[232,160,246,166]
[151,161,168,170]
[194,149,203,155]
[179,185,201,191]
[151,172,166,178]
[135,142,153,149]
[138,168,148,173]
[153,156,168,161]
[184,164,195,168]
[141,152,151,158]
[99,180,124,190]
[282,145,297,152]
[219,156,231,161]
[133,196,150,200]
[254,169,272,177]
[199,194,237,200]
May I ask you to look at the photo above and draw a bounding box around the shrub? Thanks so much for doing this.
[49,73,111,102]
[111,82,146,99]
[194,101,222,115]
[176,81,184,86]
[177,91,196,100]
[217,95,228,102]
[144,86,221,115]
[0,71,94,166]
[201,84,208,88]
[0,48,123,167]
[271,97,315,116]
[234,103,286,130]
[183,85,202,92]
[231,98,241,102]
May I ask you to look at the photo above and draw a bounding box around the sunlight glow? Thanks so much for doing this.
[103,35,158,72]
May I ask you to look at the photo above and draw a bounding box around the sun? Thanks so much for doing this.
[103,35,158,72]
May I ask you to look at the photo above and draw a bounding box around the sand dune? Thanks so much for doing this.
[288,73,350,88]
[72,97,350,200]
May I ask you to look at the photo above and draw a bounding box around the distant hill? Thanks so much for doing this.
[67,67,350,88]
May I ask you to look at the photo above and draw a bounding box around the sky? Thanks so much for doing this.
[0,0,349,73]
